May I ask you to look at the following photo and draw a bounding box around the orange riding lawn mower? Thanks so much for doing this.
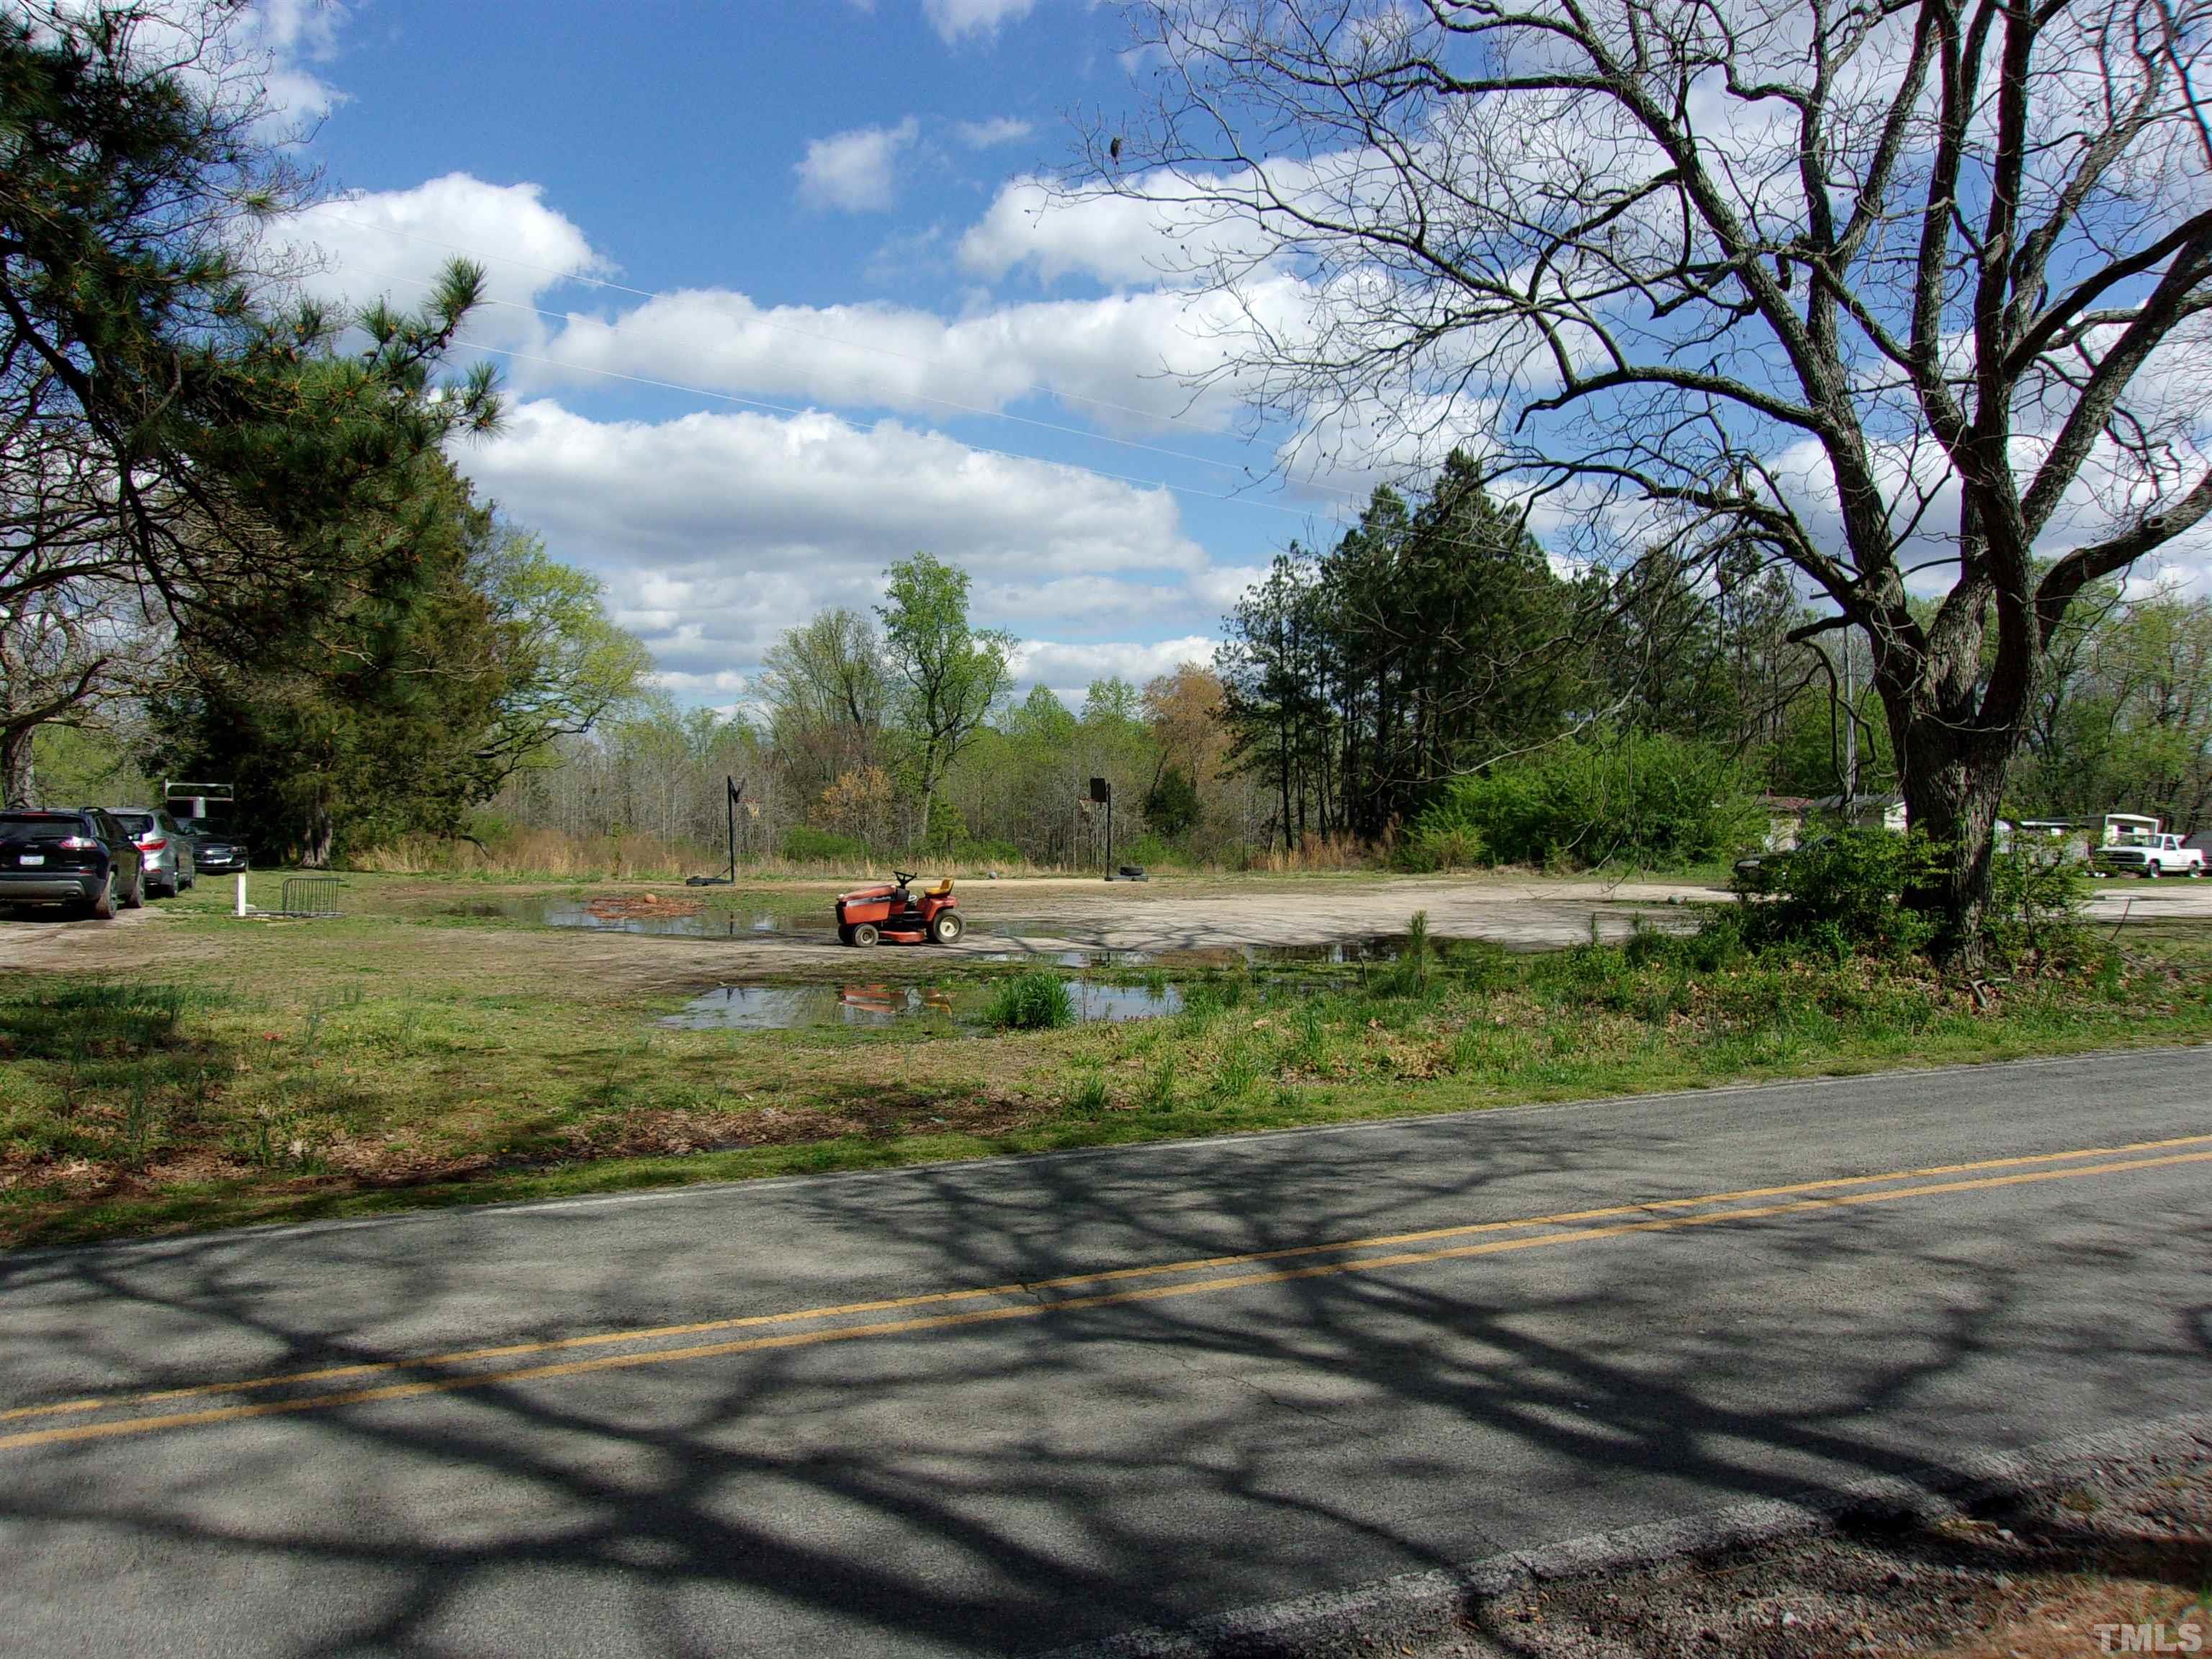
[835,871,965,948]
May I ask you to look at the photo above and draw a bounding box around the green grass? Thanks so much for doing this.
[985,972,1075,1030]
[0,878,2208,1249]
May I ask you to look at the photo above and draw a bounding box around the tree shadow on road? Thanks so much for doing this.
[0,1107,2206,1655]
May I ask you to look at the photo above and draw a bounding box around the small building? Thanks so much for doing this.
[2102,812,2162,848]
[1811,792,1907,832]
[1756,793,1815,852]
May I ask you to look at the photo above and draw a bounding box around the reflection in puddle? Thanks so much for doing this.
[660,984,958,1030]
[452,895,827,940]
[1241,935,1410,966]
[1069,981,1183,1021]
[660,978,1182,1030]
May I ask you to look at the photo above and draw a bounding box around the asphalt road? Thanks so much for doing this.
[2,1048,2208,1656]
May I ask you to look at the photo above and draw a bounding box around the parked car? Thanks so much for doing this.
[179,818,249,876]
[1732,835,1836,883]
[2090,832,2206,878]
[107,806,197,898]
[0,808,146,918]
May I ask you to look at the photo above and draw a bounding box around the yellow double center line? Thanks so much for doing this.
[5,1131,2208,1454]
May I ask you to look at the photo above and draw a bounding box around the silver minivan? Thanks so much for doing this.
[107,807,197,898]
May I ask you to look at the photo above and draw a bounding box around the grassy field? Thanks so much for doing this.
[1,871,2207,1249]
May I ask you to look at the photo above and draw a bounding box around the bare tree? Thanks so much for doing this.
[1086,0,2212,953]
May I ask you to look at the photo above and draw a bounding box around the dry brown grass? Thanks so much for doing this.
[354,827,706,881]
[353,826,1065,883]
[1241,832,1379,873]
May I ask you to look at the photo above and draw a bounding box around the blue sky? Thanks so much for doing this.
[254,0,1357,707]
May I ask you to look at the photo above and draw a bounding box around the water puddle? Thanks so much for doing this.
[1242,935,1412,966]
[660,984,959,1030]
[452,895,827,940]
[660,978,1184,1031]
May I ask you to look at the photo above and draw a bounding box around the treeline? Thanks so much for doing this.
[1213,451,2208,868]
[469,454,2208,878]
[482,559,1254,873]
[1215,453,1847,864]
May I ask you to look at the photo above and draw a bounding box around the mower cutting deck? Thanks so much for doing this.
[835,871,964,946]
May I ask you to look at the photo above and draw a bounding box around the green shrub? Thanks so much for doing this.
[959,837,1026,866]
[1987,845,2089,960]
[1117,832,1185,870]
[1717,830,2100,968]
[1732,830,1941,961]
[1412,732,1762,869]
[986,972,1074,1030]
[1403,822,1482,871]
[1372,910,1435,997]
[782,825,868,863]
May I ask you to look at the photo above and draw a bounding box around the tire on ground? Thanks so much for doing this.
[850,922,879,948]
[930,912,963,945]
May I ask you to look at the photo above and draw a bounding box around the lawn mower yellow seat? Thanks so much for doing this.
[925,877,953,897]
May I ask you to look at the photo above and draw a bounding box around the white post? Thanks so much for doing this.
[235,873,247,917]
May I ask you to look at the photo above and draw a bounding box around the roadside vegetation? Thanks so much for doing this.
[2,860,2205,1251]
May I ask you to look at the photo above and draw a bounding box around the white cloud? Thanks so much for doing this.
[956,116,1034,148]
[531,280,1300,430]
[922,0,1038,43]
[958,174,1259,287]
[1008,637,1219,695]
[457,400,1208,679]
[795,117,920,213]
[266,174,604,349]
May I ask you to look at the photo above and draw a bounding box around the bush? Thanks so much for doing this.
[1732,829,1941,961]
[959,837,1025,866]
[1118,832,1186,870]
[782,825,868,864]
[1987,844,2089,961]
[985,972,1074,1030]
[1721,830,2098,969]
[1411,732,1762,869]
[1403,822,1483,871]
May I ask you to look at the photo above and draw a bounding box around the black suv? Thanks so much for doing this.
[0,808,147,919]
[179,817,248,875]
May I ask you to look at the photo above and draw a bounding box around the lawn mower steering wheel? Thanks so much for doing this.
[893,869,917,887]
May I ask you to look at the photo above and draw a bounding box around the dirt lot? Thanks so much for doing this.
[0,872,1712,989]
[3,869,2206,994]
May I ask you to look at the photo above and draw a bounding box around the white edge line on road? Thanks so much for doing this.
[1047,1409,2212,1658]
[5,1043,2204,1264]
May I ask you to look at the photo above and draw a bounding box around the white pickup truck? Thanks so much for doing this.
[2090,833,2206,878]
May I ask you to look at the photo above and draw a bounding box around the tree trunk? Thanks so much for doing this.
[301,804,334,869]
[1888,696,2009,969]
[0,726,30,809]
